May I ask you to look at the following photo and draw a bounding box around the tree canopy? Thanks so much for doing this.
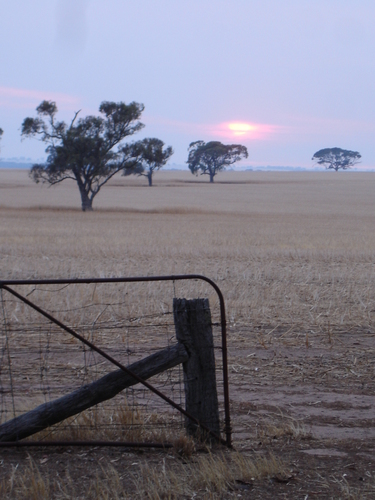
[126,138,174,186]
[21,100,146,211]
[312,148,361,171]
[187,141,248,182]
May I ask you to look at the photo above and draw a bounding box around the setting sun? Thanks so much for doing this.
[211,120,279,140]
[228,122,257,135]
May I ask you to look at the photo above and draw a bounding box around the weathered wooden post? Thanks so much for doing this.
[173,298,220,441]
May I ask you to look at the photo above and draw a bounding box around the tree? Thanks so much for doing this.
[312,148,361,171]
[126,138,173,186]
[187,141,248,182]
[21,100,145,211]
[0,128,3,153]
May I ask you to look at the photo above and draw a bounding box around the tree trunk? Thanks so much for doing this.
[148,172,153,186]
[80,190,93,211]
[209,171,215,183]
[74,173,94,211]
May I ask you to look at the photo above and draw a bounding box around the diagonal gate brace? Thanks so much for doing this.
[0,284,226,445]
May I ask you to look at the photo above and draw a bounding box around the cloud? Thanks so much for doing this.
[288,114,375,136]
[0,87,80,110]
[143,115,284,142]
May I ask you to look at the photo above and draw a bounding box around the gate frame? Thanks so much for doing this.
[0,274,231,448]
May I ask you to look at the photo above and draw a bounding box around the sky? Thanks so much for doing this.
[0,0,375,168]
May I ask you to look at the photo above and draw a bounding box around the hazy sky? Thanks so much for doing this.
[1,0,374,167]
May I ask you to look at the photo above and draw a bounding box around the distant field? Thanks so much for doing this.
[1,168,375,327]
[1,168,374,217]
[1,168,375,497]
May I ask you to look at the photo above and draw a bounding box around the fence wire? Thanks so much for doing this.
[0,279,228,447]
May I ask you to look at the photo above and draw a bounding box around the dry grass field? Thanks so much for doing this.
[1,168,375,498]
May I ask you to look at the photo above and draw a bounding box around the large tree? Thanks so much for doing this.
[126,138,173,186]
[312,148,361,171]
[21,100,145,211]
[187,141,248,182]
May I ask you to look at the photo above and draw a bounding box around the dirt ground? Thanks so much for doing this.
[0,325,374,498]
[1,170,375,498]
[227,324,375,498]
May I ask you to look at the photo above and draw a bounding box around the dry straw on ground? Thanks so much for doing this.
[0,451,290,499]
[1,169,375,498]
[2,169,375,330]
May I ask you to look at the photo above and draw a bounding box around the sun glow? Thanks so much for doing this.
[228,122,257,136]
[162,118,280,142]
[210,120,279,140]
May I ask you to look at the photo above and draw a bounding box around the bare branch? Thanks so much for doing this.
[70,110,81,129]
[47,175,76,185]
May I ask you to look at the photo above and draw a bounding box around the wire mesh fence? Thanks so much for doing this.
[0,276,230,447]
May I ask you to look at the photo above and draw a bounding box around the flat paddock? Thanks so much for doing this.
[1,169,375,498]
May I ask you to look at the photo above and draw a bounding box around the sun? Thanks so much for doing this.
[212,120,277,140]
[227,122,257,136]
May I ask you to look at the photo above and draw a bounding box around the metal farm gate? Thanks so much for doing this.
[0,275,231,449]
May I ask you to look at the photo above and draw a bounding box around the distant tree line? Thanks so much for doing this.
[21,100,250,210]
[0,101,363,212]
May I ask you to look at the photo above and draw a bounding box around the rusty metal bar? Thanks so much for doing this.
[0,274,231,447]
[0,441,173,448]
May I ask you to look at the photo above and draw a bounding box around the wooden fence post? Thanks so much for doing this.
[173,298,220,441]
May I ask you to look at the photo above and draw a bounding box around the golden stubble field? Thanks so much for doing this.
[1,168,375,498]
[2,168,375,327]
